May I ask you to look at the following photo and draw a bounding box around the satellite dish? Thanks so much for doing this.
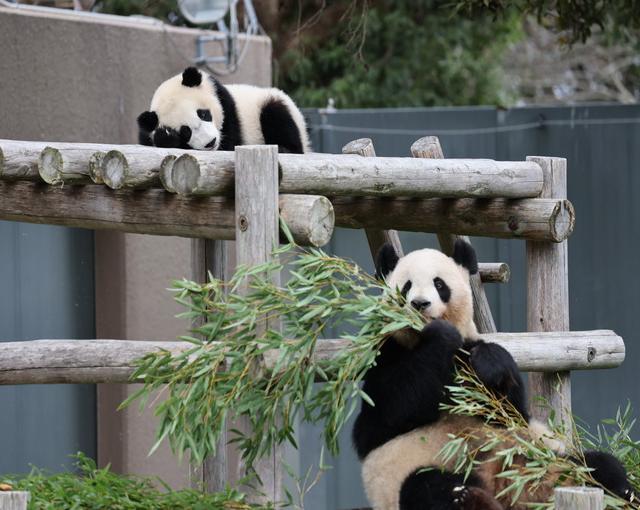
[178,0,231,25]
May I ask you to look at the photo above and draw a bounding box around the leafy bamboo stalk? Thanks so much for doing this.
[439,362,638,509]
[122,237,424,474]
[5,453,271,510]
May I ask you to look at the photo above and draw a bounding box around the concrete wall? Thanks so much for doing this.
[0,4,271,487]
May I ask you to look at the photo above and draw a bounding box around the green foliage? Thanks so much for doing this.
[122,236,423,474]
[580,402,640,496]
[453,0,640,43]
[277,1,521,107]
[4,453,268,510]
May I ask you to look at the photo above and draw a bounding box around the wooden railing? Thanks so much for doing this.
[0,137,622,507]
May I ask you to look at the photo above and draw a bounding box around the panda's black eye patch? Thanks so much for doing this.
[197,109,212,122]
[400,280,412,300]
[434,277,451,303]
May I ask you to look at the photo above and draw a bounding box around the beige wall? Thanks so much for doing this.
[0,4,271,488]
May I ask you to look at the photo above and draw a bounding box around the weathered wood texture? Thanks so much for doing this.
[38,146,101,185]
[159,155,177,193]
[341,138,404,259]
[169,153,235,195]
[161,150,544,198]
[411,136,497,334]
[0,331,623,385]
[0,492,29,510]
[234,145,282,502]
[331,197,574,242]
[0,140,111,181]
[189,239,231,493]
[554,487,603,510]
[0,181,333,247]
[526,156,572,430]
[478,263,510,283]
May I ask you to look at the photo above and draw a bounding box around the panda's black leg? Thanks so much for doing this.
[399,468,503,510]
[583,450,634,501]
[463,340,529,421]
[260,98,304,154]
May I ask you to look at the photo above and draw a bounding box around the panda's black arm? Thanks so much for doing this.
[460,340,529,422]
[352,320,463,459]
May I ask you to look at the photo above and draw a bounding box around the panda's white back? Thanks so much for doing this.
[226,84,311,152]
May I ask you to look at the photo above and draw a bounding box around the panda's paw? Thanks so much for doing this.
[419,319,464,350]
[452,485,504,510]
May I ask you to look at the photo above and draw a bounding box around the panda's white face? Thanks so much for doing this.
[138,68,224,150]
[382,247,477,339]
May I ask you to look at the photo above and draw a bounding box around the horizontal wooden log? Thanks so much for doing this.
[0,139,198,185]
[0,181,333,247]
[478,262,510,283]
[0,140,47,180]
[167,152,544,198]
[331,197,575,242]
[103,148,184,190]
[3,141,544,199]
[0,330,623,384]
[39,146,103,185]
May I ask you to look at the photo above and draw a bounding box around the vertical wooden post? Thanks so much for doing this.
[189,238,231,493]
[234,145,282,503]
[555,487,603,510]
[0,492,29,510]
[411,136,497,334]
[526,156,571,431]
[342,138,404,259]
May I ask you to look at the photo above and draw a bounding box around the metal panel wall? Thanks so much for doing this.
[0,223,95,474]
[301,104,640,509]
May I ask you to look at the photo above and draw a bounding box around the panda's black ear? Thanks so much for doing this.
[375,243,399,280]
[182,67,202,87]
[452,239,478,275]
[137,111,158,132]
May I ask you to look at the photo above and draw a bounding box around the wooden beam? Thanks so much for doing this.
[0,182,333,247]
[234,145,282,502]
[411,136,497,334]
[162,151,544,198]
[0,331,624,385]
[526,156,572,432]
[554,487,603,510]
[1,140,544,198]
[341,138,404,259]
[331,196,574,242]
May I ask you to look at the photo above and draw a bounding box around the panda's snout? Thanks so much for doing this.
[411,299,431,311]
[205,137,217,149]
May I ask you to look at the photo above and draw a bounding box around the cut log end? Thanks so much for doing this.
[102,150,128,189]
[410,136,444,159]
[341,138,375,157]
[479,262,511,283]
[172,154,201,195]
[554,487,603,510]
[279,194,335,247]
[89,152,106,184]
[160,155,177,193]
[38,147,64,185]
[551,199,576,242]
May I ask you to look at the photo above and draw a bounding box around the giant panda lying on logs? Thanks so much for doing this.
[352,240,633,510]
[137,67,310,154]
